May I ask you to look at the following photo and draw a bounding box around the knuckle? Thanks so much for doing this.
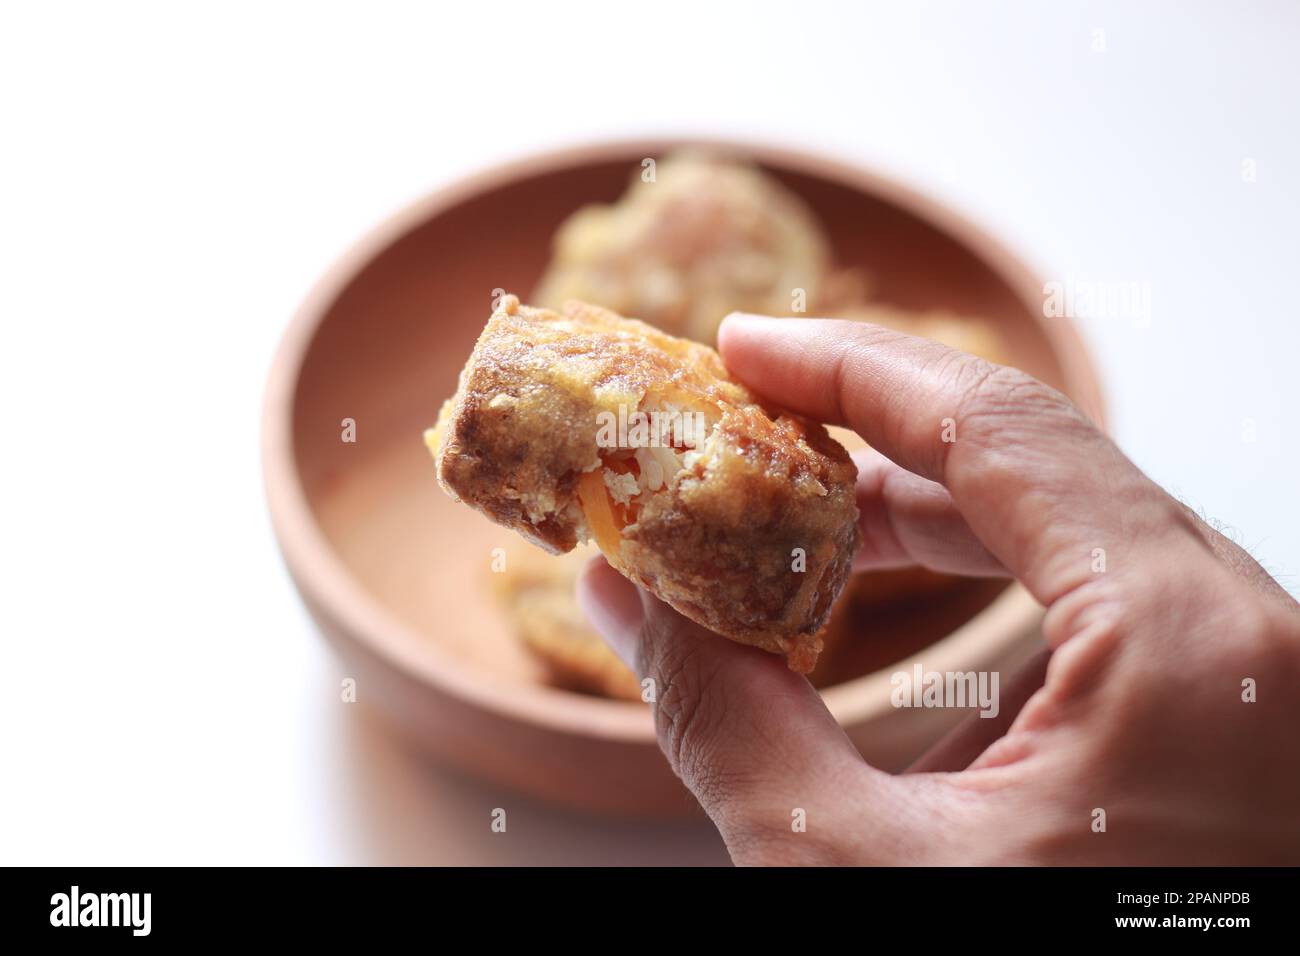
[939,361,1096,491]
[1177,502,1300,609]
[951,363,1068,439]
[1020,620,1126,728]
[1190,570,1300,668]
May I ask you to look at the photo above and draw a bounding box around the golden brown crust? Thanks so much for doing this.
[428,295,861,672]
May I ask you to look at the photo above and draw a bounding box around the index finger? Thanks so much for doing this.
[717,314,1200,610]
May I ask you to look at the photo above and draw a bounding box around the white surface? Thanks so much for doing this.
[1,1,1296,864]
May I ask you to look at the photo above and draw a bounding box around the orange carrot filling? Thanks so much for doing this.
[577,469,624,556]
[576,456,647,556]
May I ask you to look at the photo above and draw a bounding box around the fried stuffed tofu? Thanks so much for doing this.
[533,151,863,345]
[490,541,643,700]
[427,295,861,673]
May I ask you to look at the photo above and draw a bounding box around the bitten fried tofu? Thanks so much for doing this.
[427,295,861,673]
[533,151,864,345]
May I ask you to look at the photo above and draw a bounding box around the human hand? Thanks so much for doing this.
[576,314,1300,865]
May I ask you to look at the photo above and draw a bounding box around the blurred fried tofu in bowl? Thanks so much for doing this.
[534,151,865,344]
[263,140,1104,815]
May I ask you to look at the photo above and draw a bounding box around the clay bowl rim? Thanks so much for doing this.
[261,136,1106,746]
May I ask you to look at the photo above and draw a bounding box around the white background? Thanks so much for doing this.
[2,1,1296,864]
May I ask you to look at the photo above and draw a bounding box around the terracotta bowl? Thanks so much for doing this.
[262,139,1105,817]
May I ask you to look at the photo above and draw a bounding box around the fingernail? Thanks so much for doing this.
[575,557,644,670]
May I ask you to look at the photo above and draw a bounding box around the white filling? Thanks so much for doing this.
[591,396,725,527]
[603,470,640,506]
[633,444,683,492]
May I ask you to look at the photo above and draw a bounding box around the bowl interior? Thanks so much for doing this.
[288,146,1072,706]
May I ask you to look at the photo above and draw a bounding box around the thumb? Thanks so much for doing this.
[577,557,934,862]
